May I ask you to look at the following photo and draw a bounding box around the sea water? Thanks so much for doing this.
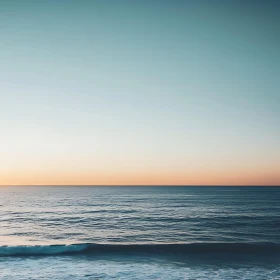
[0,186,279,279]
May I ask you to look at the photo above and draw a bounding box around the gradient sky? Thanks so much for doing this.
[0,0,279,185]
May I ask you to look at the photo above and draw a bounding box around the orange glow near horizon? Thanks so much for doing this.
[1,166,279,186]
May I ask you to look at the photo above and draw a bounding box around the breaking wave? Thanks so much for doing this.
[1,242,280,257]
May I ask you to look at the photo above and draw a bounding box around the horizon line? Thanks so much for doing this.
[0,185,279,187]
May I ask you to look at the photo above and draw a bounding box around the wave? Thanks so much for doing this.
[1,242,280,257]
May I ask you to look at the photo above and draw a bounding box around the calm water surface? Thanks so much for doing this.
[0,186,279,279]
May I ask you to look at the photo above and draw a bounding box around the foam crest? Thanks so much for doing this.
[0,244,88,256]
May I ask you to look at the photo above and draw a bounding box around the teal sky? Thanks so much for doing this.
[0,0,279,185]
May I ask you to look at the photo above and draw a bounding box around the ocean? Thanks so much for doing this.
[0,186,279,279]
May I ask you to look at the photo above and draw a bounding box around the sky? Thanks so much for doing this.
[0,0,279,186]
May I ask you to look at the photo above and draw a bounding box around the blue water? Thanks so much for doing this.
[0,186,279,279]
